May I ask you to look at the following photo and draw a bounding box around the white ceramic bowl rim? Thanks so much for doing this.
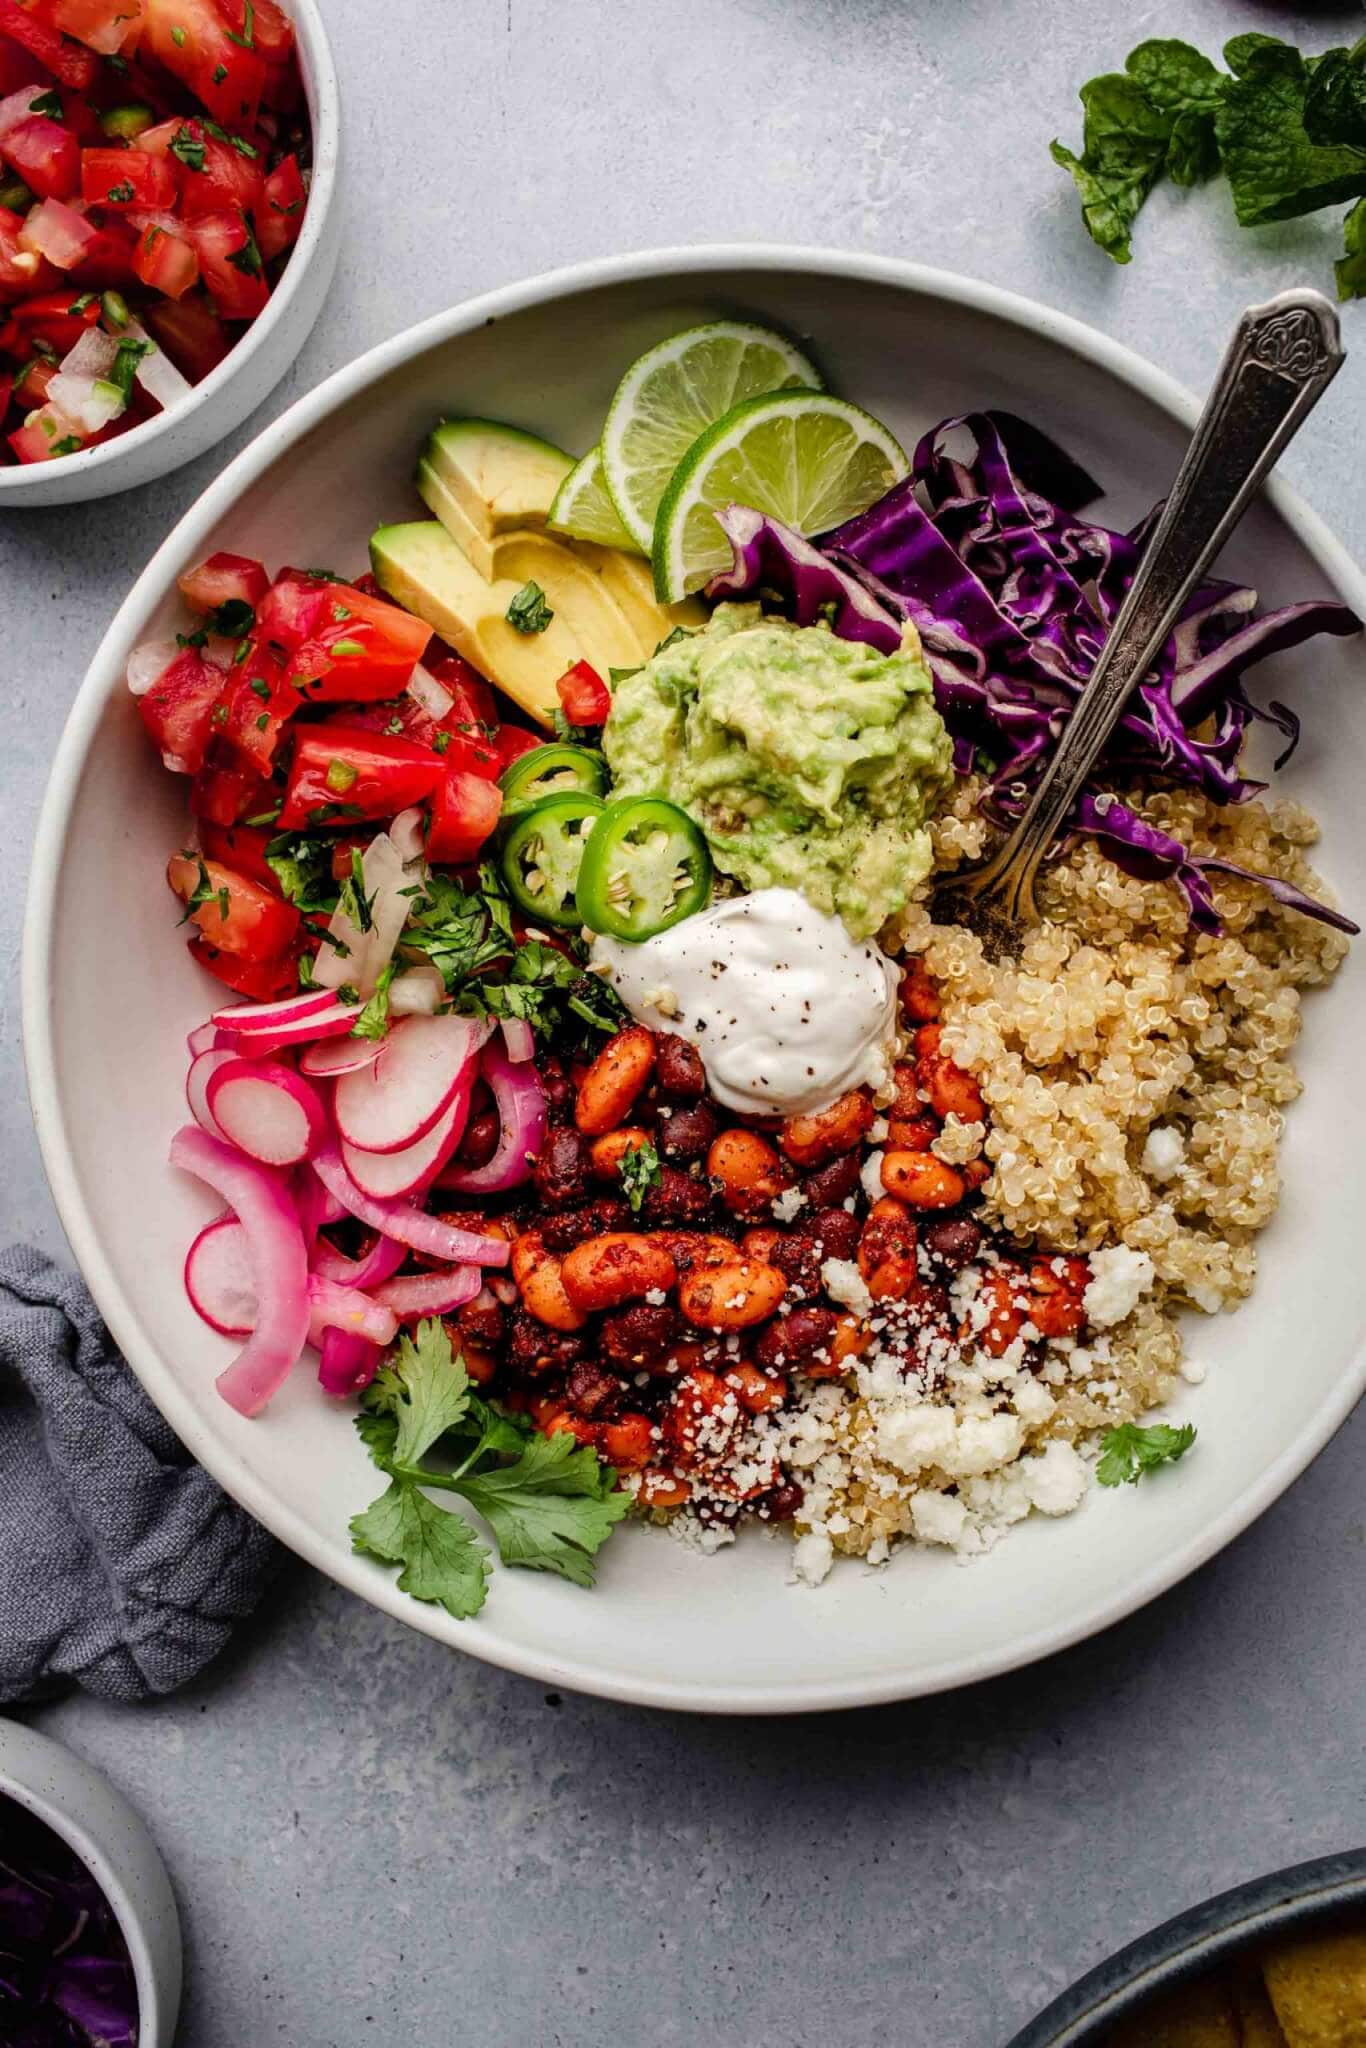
[22,244,1366,1713]
[0,0,340,498]
[0,1718,179,2041]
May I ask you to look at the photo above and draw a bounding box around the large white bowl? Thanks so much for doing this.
[22,248,1366,1713]
[0,0,341,507]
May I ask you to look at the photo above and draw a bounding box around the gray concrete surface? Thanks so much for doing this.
[4,0,1365,2041]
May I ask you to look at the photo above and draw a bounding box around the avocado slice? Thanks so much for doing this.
[370,521,621,728]
[574,542,707,647]
[418,418,573,580]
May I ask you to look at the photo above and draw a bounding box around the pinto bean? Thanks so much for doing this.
[887,1114,939,1151]
[778,1089,874,1168]
[638,1467,691,1507]
[1028,1254,1090,1338]
[529,1399,601,1448]
[560,1232,678,1312]
[890,1061,925,1120]
[647,1230,734,1275]
[858,1196,918,1280]
[900,958,941,1022]
[678,1258,786,1330]
[741,1227,782,1261]
[660,1367,738,1466]
[867,1256,923,1302]
[707,1129,793,1220]
[601,1412,655,1470]
[565,1359,627,1420]
[600,1301,679,1367]
[641,1164,714,1228]
[915,1024,943,1061]
[452,1292,505,1351]
[724,1360,788,1413]
[654,1032,707,1099]
[656,1100,718,1163]
[922,1053,986,1126]
[589,1127,652,1179]
[881,1150,966,1210]
[574,1025,657,1135]
[533,1125,593,1209]
[960,1158,991,1192]
[520,1252,590,1332]
[539,1198,631,1252]
[754,1304,839,1371]
[801,1149,863,1208]
[973,1262,1032,1358]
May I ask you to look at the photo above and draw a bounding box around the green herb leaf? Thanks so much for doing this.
[211,61,227,83]
[352,959,397,1040]
[1304,44,1366,151]
[50,436,84,456]
[28,89,64,120]
[224,0,255,48]
[350,1479,491,1619]
[109,335,149,400]
[170,22,186,45]
[455,1429,629,1587]
[170,125,205,171]
[207,595,255,638]
[105,180,135,203]
[337,846,375,934]
[1337,194,1366,298]
[618,1136,661,1213]
[1215,36,1366,225]
[265,832,339,912]
[388,1318,473,1467]
[226,224,264,276]
[1095,1420,1197,1487]
[505,580,553,635]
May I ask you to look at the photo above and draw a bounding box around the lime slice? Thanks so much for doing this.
[651,390,909,602]
[601,320,823,552]
[546,444,642,554]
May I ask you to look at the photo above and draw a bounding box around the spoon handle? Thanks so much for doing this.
[977,287,1344,922]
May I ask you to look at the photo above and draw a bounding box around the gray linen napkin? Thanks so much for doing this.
[0,1243,279,1705]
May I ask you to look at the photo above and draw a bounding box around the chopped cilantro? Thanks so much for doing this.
[330,638,365,657]
[170,126,206,172]
[109,336,149,400]
[264,832,339,911]
[50,436,83,456]
[170,23,187,45]
[1096,1421,1197,1487]
[176,628,208,650]
[226,225,263,276]
[105,180,136,203]
[211,61,227,83]
[224,1,255,47]
[337,847,375,934]
[248,675,271,701]
[177,856,229,927]
[207,595,255,637]
[432,729,452,754]
[66,291,97,314]
[505,580,553,635]
[28,90,64,120]
[618,1137,662,1213]
[352,959,397,1041]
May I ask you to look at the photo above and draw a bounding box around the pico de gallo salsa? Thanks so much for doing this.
[0,0,309,465]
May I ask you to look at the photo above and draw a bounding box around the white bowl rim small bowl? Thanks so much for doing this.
[0,0,340,502]
[22,243,1366,1713]
[0,1717,181,2044]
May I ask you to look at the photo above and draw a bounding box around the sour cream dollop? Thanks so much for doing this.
[589,887,899,1117]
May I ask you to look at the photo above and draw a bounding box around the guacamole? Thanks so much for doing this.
[602,605,953,939]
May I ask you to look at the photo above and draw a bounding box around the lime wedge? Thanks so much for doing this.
[546,444,642,553]
[601,320,823,553]
[651,390,909,602]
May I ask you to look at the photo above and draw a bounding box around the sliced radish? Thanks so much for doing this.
[370,1266,483,1321]
[334,1014,485,1156]
[205,1060,327,1166]
[211,987,337,1033]
[310,1227,406,1291]
[187,1019,219,1057]
[318,1327,384,1398]
[170,1126,310,1418]
[388,963,445,1017]
[313,1145,510,1267]
[217,998,364,1057]
[185,1216,256,1336]
[186,1047,238,1138]
[307,1276,398,1351]
[340,1085,470,1200]
[299,1033,383,1078]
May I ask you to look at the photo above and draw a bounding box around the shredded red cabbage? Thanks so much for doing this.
[705,408,1361,934]
[0,1800,139,2047]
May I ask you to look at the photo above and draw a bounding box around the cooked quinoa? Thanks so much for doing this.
[756,786,1348,1573]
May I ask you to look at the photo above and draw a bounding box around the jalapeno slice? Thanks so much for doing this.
[499,791,606,927]
[499,742,606,813]
[577,796,713,942]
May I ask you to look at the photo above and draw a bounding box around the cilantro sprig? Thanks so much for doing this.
[1096,1420,1197,1487]
[618,1137,662,1212]
[350,1319,629,1616]
[1053,33,1366,295]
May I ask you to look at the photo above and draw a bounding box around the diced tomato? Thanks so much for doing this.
[178,549,270,615]
[426,768,503,865]
[167,852,299,959]
[9,413,66,461]
[0,33,48,93]
[50,89,101,143]
[423,645,497,730]
[215,0,293,65]
[142,0,264,128]
[254,148,302,261]
[80,147,178,210]
[0,365,10,416]
[20,195,102,269]
[555,660,611,727]
[219,641,297,770]
[185,204,265,318]
[9,285,100,353]
[254,566,336,648]
[323,701,503,774]
[137,646,226,773]
[285,588,433,705]
[2,116,79,200]
[171,120,264,220]
[130,219,197,296]
[142,289,230,381]
[0,206,57,301]
[65,216,135,286]
[0,0,97,87]
[277,727,446,832]
[188,933,299,1000]
[493,724,543,769]
[11,353,56,404]
[189,752,271,824]
[47,0,144,52]
[199,818,278,891]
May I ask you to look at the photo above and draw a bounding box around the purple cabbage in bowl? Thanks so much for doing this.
[0,1797,138,2048]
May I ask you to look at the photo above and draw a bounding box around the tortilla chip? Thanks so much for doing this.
[1263,1930,1366,2048]
[1103,1975,1239,2047]
[1231,1966,1289,2047]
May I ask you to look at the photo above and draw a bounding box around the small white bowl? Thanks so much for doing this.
[0,1717,182,2044]
[0,0,341,508]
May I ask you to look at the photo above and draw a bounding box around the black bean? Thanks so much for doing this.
[923,1216,984,1270]
[802,1150,863,1209]
[657,1101,719,1163]
[655,1032,706,1099]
